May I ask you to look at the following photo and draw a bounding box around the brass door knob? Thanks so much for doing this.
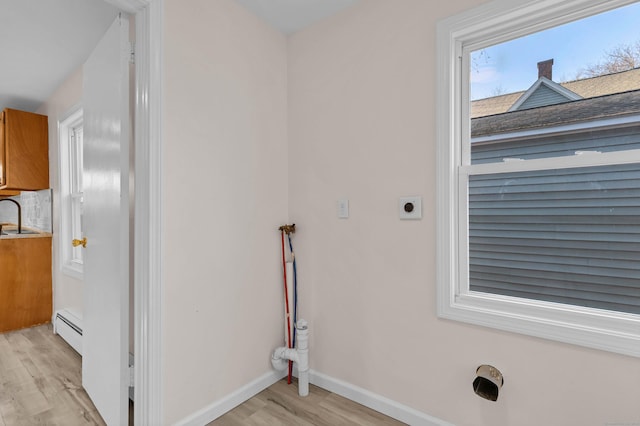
[72,237,87,248]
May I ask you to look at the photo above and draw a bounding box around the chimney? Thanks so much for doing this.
[538,59,554,80]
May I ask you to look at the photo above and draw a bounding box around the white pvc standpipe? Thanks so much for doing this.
[295,320,309,396]
[271,319,309,397]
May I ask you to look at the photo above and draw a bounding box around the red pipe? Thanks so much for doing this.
[280,230,293,384]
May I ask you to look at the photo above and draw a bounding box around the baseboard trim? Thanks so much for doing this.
[174,370,286,426]
[309,370,453,426]
[175,368,451,426]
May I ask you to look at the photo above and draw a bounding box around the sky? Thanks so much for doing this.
[470,1,640,100]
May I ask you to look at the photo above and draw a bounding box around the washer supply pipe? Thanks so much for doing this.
[279,229,293,384]
[271,319,309,397]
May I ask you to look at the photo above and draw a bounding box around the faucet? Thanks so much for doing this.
[0,199,22,234]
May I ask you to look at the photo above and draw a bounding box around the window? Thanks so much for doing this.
[59,107,84,279]
[436,0,640,357]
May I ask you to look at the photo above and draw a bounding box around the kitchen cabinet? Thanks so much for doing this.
[0,233,52,332]
[0,108,49,191]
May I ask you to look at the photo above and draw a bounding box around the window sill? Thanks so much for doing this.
[437,290,640,357]
[61,263,84,281]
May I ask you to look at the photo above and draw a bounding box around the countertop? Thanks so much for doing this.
[0,223,52,239]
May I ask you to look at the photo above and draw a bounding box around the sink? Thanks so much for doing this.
[0,221,43,235]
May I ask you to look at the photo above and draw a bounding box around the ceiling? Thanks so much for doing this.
[0,0,357,114]
[0,0,120,112]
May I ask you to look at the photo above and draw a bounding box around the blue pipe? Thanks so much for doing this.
[287,234,298,347]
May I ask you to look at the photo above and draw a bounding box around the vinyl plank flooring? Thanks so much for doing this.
[212,393,268,425]
[0,324,105,426]
[320,392,404,426]
[3,325,404,425]
[210,379,406,426]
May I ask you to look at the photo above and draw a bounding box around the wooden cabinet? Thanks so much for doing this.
[0,236,52,332]
[0,108,49,191]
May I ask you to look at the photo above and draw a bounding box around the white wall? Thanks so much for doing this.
[37,67,84,315]
[288,1,640,425]
[161,0,289,423]
[158,0,639,424]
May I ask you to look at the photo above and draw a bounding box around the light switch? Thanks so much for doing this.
[399,196,422,220]
[337,199,349,218]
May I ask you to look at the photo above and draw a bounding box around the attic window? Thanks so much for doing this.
[436,0,640,357]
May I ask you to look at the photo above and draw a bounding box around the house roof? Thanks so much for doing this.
[563,68,640,98]
[471,67,640,118]
[507,77,582,112]
[471,92,523,118]
[471,89,640,138]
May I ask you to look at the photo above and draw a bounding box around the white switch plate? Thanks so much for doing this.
[337,199,349,218]
[399,196,422,220]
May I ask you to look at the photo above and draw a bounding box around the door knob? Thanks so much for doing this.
[72,237,87,248]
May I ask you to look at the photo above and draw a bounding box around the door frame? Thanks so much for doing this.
[105,1,163,424]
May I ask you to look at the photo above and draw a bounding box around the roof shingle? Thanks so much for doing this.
[471,89,640,137]
[471,67,640,119]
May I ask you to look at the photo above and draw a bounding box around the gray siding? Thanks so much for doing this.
[472,125,640,164]
[516,84,572,110]
[468,163,640,314]
[469,126,640,314]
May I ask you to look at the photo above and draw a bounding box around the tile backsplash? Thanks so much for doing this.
[0,189,52,232]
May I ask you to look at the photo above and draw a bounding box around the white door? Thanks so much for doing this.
[82,13,131,426]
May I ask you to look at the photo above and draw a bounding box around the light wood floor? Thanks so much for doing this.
[210,378,406,426]
[2,325,405,426]
[0,324,105,426]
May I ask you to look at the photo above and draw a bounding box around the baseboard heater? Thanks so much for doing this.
[53,309,135,401]
[53,309,83,355]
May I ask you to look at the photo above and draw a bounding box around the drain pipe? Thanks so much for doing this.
[271,319,309,397]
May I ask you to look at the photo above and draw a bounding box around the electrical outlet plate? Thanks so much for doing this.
[399,196,422,220]
[337,199,349,218]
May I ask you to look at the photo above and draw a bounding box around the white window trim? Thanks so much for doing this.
[59,106,84,280]
[436,0,640,357]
